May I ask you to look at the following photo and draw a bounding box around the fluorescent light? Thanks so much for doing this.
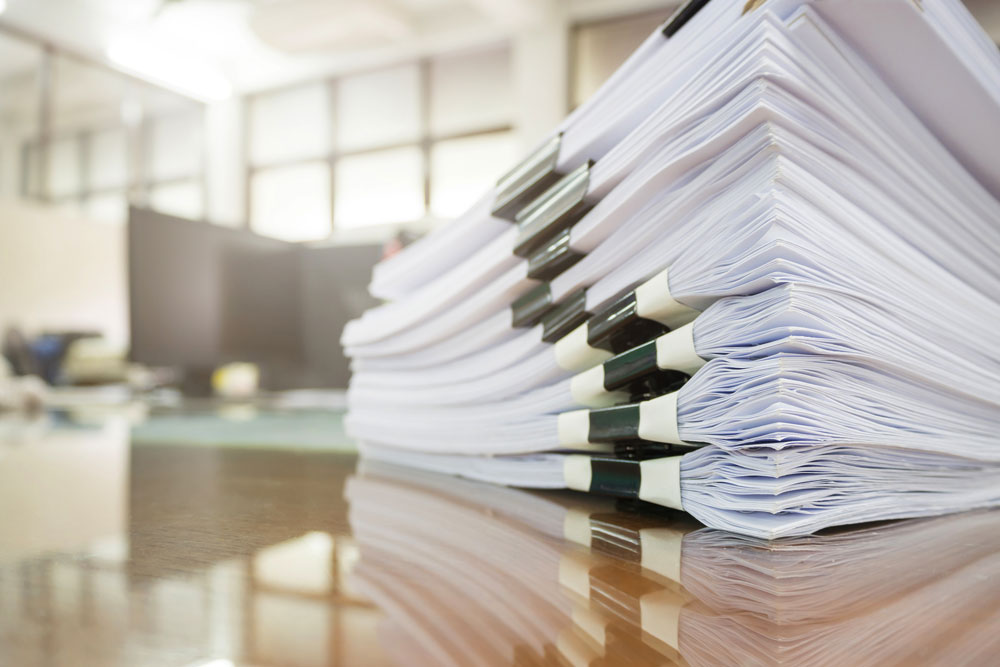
[107,34,232,102]
[0,0,7,16]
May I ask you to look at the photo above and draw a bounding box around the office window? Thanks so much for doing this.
[430,131,516,219]
[45,55,145,220]
[22,143,45,199]
[337,65,421,151]
[250,83,331,165]
[46,136,82,199]
[5,35,207,223]
[87,128,129,191]
[84,191,128,225]
[250,162,332,242]
[149,180,204,221]
[335,147,424,230]
[147,112,203,182]
[49,57,207,223]
[430,46,512,136]
[247,45,513,239]
[145,109,206,221]
[571,10,669,109]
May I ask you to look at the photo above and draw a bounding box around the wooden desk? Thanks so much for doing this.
[1,409,998,666]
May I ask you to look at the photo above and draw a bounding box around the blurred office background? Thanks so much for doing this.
[1,0,998,397]
[0,3,998,665]
[0,5,705,657]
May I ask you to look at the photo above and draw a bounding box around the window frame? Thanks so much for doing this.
[1,27,210,225]
[245,48,514,243]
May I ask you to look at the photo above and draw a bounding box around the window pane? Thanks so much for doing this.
[572,11,666,108]
[23,143,44,199]
[250,83,331,165]
[430,132,516,219]
[430,46,511,136]
[85,191,128,225]
[147,112,203,181]
[0,33,42,200]
[47,136,82,199]
[149,180,204,220]
[334,147,423,230]
[251,162,332,242]
[88,128,129,191]
[337,65,420,151]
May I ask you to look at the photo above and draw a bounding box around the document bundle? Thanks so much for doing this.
[347,462,1000,666]
[342,0,1000,538]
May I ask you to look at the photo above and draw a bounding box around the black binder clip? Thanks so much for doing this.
[613,440,680,461]
[588,404,643,443]
[586,402,700,449]
[601,340,689,399]
[526,227,585,281]
[627,371,688,403]
[541,288,590,343]
[511,282,555,328]
[586,290,670,354]
[492,133,564,220]
[513,160,594,258]
[662,0,712,38]
[587,457,642,497]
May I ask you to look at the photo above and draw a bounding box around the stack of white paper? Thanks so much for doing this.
[343,0,1000,538]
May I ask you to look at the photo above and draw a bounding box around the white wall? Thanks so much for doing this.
[0,197,128,347]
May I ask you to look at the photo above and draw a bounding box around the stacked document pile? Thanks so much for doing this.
[343,0,1000,538]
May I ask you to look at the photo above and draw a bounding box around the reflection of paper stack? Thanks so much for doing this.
[344,0,1000,538]
[677,513,1000,666]
[347,462,697,666]
[346,464,581,666]
[348,464,1000,666]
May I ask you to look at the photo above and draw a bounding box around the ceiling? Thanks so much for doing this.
[0,0,523,96]
[0,0,676,97]
[0,0,997,101]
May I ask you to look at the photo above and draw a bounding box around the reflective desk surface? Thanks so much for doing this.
[2,407,999,666]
